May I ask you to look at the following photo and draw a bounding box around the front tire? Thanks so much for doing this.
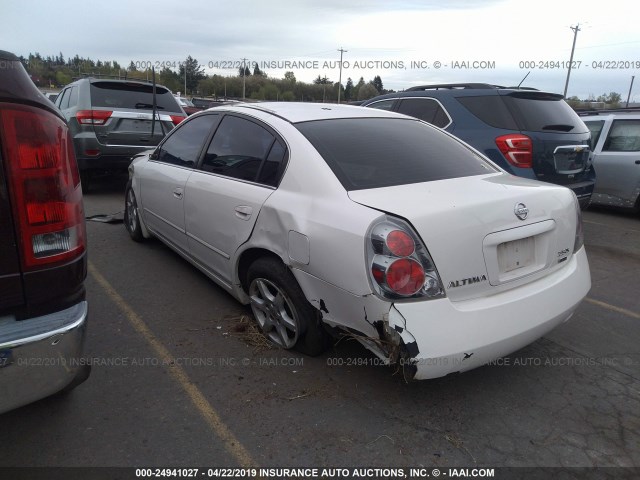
[247,257,331,356]
[124,184,144,242]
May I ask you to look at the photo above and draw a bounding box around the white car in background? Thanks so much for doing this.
[581,110,640,211]
[124,103,591,380]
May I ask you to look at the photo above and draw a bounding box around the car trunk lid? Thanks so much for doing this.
[348,173,578,301]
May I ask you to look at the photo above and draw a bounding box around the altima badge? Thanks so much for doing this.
[514,203,528,221]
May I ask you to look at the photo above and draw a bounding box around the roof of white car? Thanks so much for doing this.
[212,101,400,123]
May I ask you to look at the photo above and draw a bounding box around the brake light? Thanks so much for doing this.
[76,109,112,125]
[368,216,444,299]
[495,134,532,168]
[0,104,86,270]
[170,115,186,126]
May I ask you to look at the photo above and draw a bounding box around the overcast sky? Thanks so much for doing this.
[4,0,639,100]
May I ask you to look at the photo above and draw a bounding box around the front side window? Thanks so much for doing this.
[296,118,496,190]
[156,114,219,167]
[603,119,640,152]
[201,115,276,183]
[397,98,451,128]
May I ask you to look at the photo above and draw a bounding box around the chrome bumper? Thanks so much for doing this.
[0,301,88,414]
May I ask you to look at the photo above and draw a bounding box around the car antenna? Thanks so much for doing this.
[517,71,531,89]
[151,67,156,138]
[150,67,166,140]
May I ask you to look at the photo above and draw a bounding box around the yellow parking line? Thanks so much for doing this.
[88,262,256,468]
[586,297,640,320]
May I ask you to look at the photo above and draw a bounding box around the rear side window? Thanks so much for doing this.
[90,82,180,111]
[397,98,451,128]
[366,99,395,111]
[296,118,496,190]
[156,114,220,167]
[201,115,278,183]
[583,120,605,149]
[603,119,640,152]
[457,96,518,130]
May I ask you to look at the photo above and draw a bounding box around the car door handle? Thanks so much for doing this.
[234,205,253,220]
[635,160,640,165]
[173,188,183,199]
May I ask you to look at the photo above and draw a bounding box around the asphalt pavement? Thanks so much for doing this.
[1,176,638,472]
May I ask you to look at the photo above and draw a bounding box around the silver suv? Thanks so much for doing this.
[580,109,640,211]
[55,77,186,190]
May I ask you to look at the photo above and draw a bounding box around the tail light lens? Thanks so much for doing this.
[76,109,112,125]
[0,104,86,271]
[170,115,186,126]
[572,193,584,254]
[367,216,445,300]
[495,134,532,168]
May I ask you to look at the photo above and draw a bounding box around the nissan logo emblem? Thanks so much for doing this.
[514,203,529,221]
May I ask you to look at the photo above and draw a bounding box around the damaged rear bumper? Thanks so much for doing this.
[391,248,591,380]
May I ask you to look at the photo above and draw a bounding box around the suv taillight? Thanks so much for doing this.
[170,115,186,126]
[367,215,445,300]
[76,109,112,125]
[0,104,86,271]
[495,134,532,168]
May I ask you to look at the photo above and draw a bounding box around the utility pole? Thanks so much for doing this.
[337,47,347,104]
[626,76,635,107]
[563,24,580,98]
[241,58,247,100]
[184,62,187,96]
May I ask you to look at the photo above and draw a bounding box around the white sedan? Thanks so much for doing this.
[125,102,591,380]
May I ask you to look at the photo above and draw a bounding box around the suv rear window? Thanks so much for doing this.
[90,82,180,111]
[296,118,496,190]
[458,93,588,133]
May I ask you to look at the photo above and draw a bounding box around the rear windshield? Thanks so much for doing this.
[458,93,588,133]
[90,82,180,111]
[296,118,496,190]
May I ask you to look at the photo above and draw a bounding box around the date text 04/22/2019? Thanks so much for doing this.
[519,60,640,69]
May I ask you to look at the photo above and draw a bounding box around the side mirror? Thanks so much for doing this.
[149,149,159,160]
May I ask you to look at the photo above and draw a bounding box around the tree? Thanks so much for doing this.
[353,76,366,99]
[284,71,296,84]
[357,83,379,101]
[313,75,331,84]
[344,77,354,101]
[596,92,622,108]
[372,75,383,93]
[253,64,265,76]
[128,61,137,72]
[238,65,250,77]
[179,56,205,94]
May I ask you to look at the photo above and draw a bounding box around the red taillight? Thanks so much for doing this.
[170,115,186,126]
[368,216,445,300]
[76,109,112,125]
[386,258,425,295]
[495,134,532,168]
[386,230,415,257]
[0,104,86,270]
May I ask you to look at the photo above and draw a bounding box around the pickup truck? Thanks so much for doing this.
[0,50,90,414]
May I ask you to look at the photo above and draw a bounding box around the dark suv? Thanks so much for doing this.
[55,77,186,189]
[362,83,595,207]
[0,50,89,413]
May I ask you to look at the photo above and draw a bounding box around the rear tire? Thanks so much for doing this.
[125,184,144,242]
[247,257,331,356]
